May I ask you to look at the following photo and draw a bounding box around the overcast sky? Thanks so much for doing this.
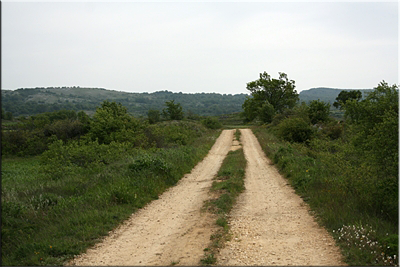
[2,1,398,94]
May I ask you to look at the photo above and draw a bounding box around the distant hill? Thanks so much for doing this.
[299,87,372,106]
[1,87,248,117]
[1,86,374,118]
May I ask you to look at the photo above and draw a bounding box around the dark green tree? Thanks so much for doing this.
[258,101,275,123]
[4,111,13,121]
[242,97,260,122]
[344,81,398,220]
[148,109,160,124]
[333,90,362,109]
[307,99,331,124]
[163,100,184,120]
[242,72,298,122]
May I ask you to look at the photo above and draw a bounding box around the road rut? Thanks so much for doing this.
[68,128,345,266]
[217,129,345,265]
[68,130,235,266]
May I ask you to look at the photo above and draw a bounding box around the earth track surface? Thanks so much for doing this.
[217,129,344,266]
[68,130,235,266]
[68,129,345,266]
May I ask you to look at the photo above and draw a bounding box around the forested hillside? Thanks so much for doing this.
[1,86,373,118]
[1,87,247,117]
[299,87,372,104]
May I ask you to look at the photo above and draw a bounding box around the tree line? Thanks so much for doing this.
[1,88,248,118]
[1,100,222,157]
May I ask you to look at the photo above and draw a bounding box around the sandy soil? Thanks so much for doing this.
[217,129,345,266]
[67,128,345,266]
[67,130,235,266]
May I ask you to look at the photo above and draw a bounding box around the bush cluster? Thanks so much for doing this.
[250,81,398,266]
[1,100,221,266]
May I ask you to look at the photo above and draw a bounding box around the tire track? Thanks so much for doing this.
[68,130,234,266]
[217,129,345,266]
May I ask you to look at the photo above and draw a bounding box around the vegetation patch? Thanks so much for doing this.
[200,130,246,265]
[244,78,397,266]
[1,100,222,266]
[252,123,398,265]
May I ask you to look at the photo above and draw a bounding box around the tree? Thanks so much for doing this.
[163,100,184,120]
[343,81,398,220]
[241,97,259,122]
[345,81,398,128]
[4,111,13,121]
[148,109,160,124]
[307,99,331,124]
[258,101,275,123]
[88,101,142,144]
[242,72,298,122]
[333,90,362,109]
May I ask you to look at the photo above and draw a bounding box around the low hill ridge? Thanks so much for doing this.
[1,86,372,117]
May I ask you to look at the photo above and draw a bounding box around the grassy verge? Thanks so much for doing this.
[200,130,246,265]
[251,126,398,266]
[1,129,221,266]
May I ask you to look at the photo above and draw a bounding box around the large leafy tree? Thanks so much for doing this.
[242,72,298,122]
[333,90,362,109]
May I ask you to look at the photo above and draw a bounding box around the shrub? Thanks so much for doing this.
[308,99,331,124]
[40,139,137,179]
[43,119,87,142]
[144,121,207,148]
[201,117,222,129]
[128,153,172,175]
[147,109,160,124]
[321,121,344,140]
[278,117,313,143]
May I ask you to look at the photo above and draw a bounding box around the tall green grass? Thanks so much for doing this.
[2,125,220,266]
[251,126,398,266]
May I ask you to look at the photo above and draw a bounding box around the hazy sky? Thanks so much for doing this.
[2,1,398,94]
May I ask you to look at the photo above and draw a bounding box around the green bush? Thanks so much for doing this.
[278,117,313,143]
[43,119,88,142]
[145,120,207,148]
[308,99,331,124]
[321,121,343,140]
[40,139,137,179]
[201,117,222,129]
[129,153,172,175]
[1,129,56,157]
[87,100,145,144]
[252,125,398,266]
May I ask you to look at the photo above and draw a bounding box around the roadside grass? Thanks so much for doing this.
[1,128,221,266]
[251,126,398,266]
[200,130,246,266]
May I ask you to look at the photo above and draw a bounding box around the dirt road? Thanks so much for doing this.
[68,130,235,266]
[217,129,344,266]
[68,128,344,266]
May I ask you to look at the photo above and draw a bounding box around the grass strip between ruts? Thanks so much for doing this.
[200,129,246,265]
